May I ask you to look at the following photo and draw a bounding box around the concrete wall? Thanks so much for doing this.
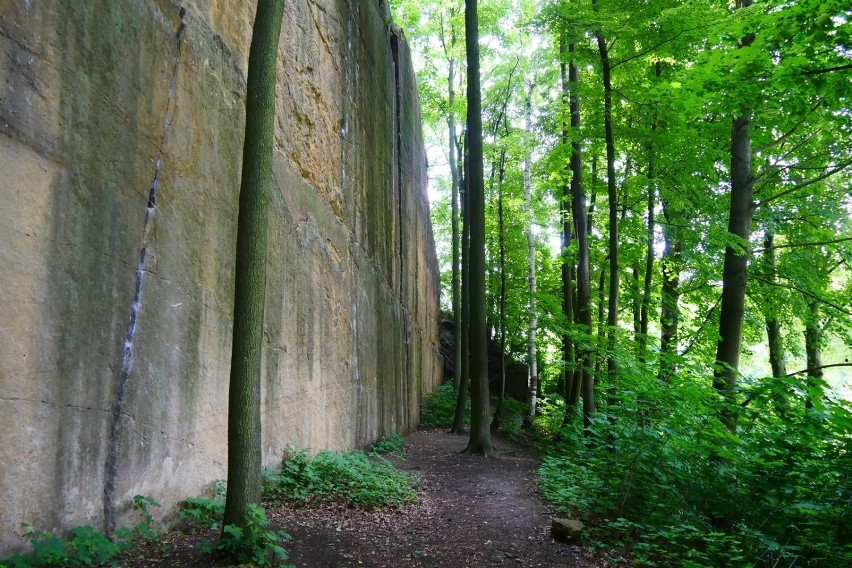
[0,0,440,554]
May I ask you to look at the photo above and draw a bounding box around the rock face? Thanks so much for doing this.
[0,0,440,554]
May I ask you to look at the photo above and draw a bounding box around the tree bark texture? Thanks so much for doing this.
[713,0,755,432]
[804,301,823,409]
[464,0,494,455]
[448,55,463,393]
[597,30,617,418]
[452,138,470,434]
[523,83,538,427]
[658,199,682,381]
[224,0,285,531]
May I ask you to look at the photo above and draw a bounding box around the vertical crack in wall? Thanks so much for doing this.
[102,8,186,537]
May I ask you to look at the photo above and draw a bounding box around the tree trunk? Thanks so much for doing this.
[658,199,682,381]
[639,130,656,362]
[448,56,463,392]
[713,112,755,432]
[559,37,578,417]
[567,38,593,424]
[451,135,470,434]
[761,232,787,378]
[804,301,823,409]
[223,0,285,532]
[597,32,619,401]
[464,0,493,455]
[492,151,507,433]
[523,82,539,427]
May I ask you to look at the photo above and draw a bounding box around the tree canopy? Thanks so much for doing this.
[391,0,852,564]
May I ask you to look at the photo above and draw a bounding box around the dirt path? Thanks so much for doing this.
[275,430,605,567]
[119,429,608,567]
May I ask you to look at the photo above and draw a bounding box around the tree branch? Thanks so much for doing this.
[750,274,852,317]
[756,159,852,208]
[801,63,852,76]
[752,236,852,253]
[783,363,852,378]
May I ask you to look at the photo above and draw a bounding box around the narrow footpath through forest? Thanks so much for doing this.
[121,430,609,567]
[275,429,606,567]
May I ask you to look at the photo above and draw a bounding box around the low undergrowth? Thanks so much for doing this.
[371,432,408,455]
[537,369,852,567]
[264,447,419,509]
[419,382,469,429]
[1,496,160,568]
[178,497,291,568]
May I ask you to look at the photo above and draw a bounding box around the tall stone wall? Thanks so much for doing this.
[0,0,440,554]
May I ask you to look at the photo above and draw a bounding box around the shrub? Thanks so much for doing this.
[420,383,467,429]
[537,366,852,567]
[371,432,407,455]
[264,448,418,508]
[179,496,225,530]
[2,496,160,567]
[211,504,291,568]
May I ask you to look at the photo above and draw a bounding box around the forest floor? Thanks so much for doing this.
[119,429,612,567]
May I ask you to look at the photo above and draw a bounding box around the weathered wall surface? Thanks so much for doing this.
[0,0,440,554]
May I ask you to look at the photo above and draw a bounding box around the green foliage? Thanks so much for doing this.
[371,432,408,455]
[2,496,160,567]
[212,504,291,568]
[420,383,468,429]
[179,496,225,530]
[539,366,852,566]
[533,395,566,437]
[180,495,290,567]
[494,395,526,439]
[264,448,418,509]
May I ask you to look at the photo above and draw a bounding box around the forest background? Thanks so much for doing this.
[389,0,852,566]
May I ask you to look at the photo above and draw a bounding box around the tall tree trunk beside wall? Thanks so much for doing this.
[713,0,756,433]
[463,0,494,455]
[447,49,463,393]
[224,0,285,532]
[451,137,470,434]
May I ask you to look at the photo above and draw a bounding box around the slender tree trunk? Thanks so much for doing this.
[597,31,619,402]
[639,133,656,362]
[762,232,787,378]
[658,199,682,381]
[448,56,463,392]
[492,152,507,433]
[713,0,756,432]
[713,112,755,432]
[223,0,285,532]
[522,82,539,427]
[632,265,642,348]
[804,300,823,409]
[464,0,494,455]
[451,136,470,434]
[593,266,607,392]
[559,37,578,417]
